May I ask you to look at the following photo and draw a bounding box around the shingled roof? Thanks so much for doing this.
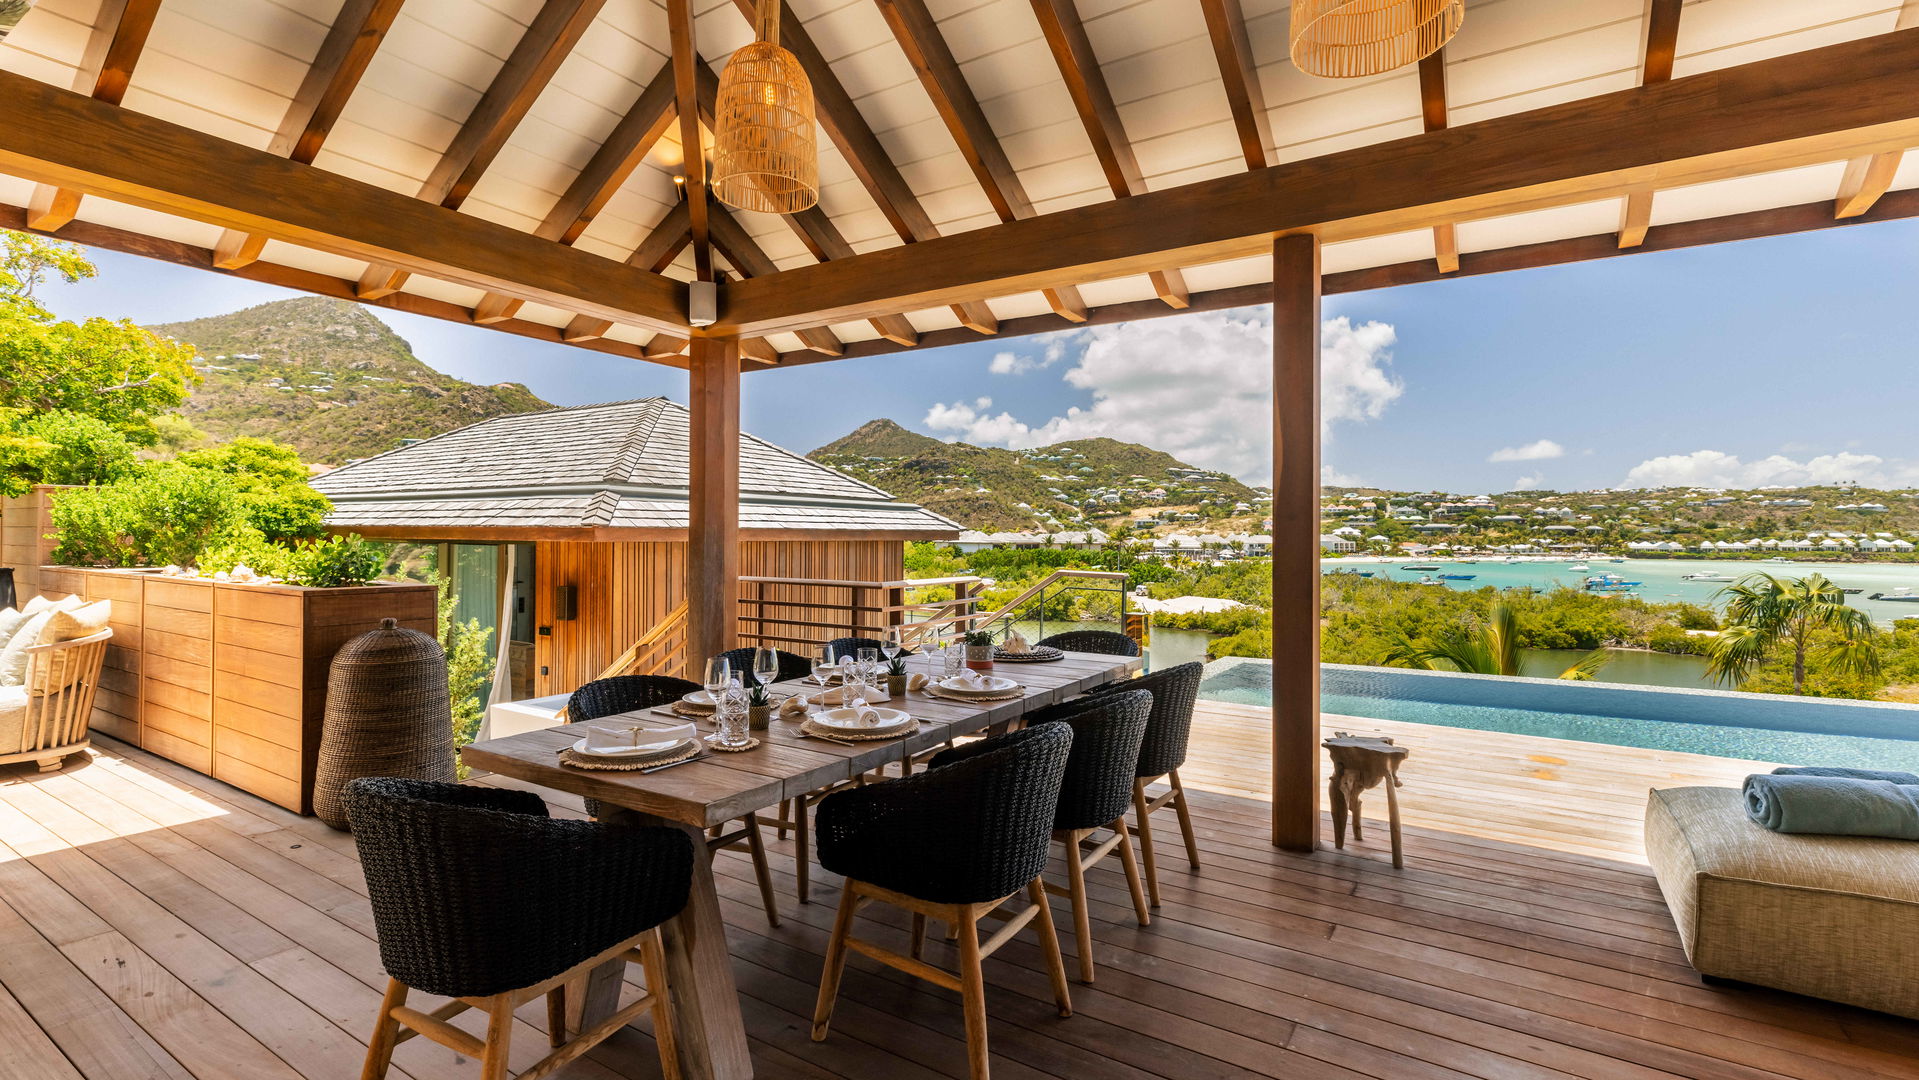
[311,398,959,538]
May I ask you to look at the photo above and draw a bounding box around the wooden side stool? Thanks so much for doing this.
[1324,733,1410,868]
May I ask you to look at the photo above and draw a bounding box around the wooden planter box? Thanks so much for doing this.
[35,566,436,814]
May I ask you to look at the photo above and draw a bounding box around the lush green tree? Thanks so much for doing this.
[176,437,330,540]
[49,463,242,567]
[0,408,139,495]
[1380,599,1612,680]
[0,231,199,441]
[1707,573,1880,695]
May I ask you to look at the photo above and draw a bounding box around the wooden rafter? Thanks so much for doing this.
[561,201,690,342]
[474,61,678,323]
[668,0,711,281]
[1417,51,1458,273]
[1029,0,1189,308]
[759,186,1919,367]
[1835,0,1919,218]
[726,0,999,335]
[358,0,607,299]
[1619,0,1683,248]
[0,68,687,330]
[714,28,1919,335]
[1197,0,1272,171]
[708,209,839,356]
[212,0,407,270]
[874,0,1086,322]
[26,0,163,231]
[693,60,920,346]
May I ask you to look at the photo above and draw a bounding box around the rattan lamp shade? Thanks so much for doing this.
[711,0,819,214]
[1289,0,1463,79]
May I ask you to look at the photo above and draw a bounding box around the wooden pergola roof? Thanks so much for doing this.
[2,0,1917,371]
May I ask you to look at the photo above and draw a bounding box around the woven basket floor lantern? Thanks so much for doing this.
[312,618,454,830]
[711,0,819,214]
[1290,0,1463,79]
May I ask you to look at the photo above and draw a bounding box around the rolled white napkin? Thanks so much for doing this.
[583,721,696,751]
[1003,630,1030,652]
[816,684,889,705]
[906,673,930,691]
[779,694,810,718]
[953,669,990,689]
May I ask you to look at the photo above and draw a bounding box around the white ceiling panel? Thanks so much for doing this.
[1320,228,1435,275]
[1456,199,1622,253]
[1650,161,1850,226]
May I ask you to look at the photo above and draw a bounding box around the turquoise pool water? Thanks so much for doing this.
[1198,660,1919,770]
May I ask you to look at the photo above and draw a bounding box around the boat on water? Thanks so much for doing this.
[1415,575,1444,586]
[1683,571,1735,582]
[1583,574,1642,593]
[1437,574,1477,581]
[1567,563,1591,572]
[1868,588,1919,603]
[1401,564,1443,571]
[1326,568,1375,577]
[1765,557,1793,564]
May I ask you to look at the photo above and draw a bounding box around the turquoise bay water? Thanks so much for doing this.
[1324,556,1919,626]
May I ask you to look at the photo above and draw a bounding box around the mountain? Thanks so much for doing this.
[151,297,550,464]
[810,419,1265,533]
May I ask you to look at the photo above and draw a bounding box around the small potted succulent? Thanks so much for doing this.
[962,629,997,671]
[885,654,909,698]
[747,679,774,731]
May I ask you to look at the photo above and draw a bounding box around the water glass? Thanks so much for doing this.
[942,642,965,678]
[715,677,752,747]
[857,647,880,681]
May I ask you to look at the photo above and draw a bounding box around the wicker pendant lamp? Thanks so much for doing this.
[1289,0,1463,79]
[711,0,819,214]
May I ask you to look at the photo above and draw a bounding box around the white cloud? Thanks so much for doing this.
[1513,473,1543,490]
[1621,449,1919,489]
[921,310,1402,485]
[1489,439,1565,463]
[986,335,1070,375]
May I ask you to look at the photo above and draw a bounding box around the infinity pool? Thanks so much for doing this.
[1199,659,1919,770]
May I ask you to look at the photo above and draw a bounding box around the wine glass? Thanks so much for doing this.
[812,644,837,686]
[702,656,731,701]
[753,647,779,690]
[881,627,903,664]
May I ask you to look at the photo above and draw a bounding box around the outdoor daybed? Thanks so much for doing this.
[1645,785,1919,1019]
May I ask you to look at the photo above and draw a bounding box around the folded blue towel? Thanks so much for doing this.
[1743,774,1919,839]
[1773,766,1919,785]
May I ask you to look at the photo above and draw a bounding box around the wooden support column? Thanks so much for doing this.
[688,336,741,667]
[1271,232,1321,852]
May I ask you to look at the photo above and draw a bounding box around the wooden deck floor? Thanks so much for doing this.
[3,707,1918,1080]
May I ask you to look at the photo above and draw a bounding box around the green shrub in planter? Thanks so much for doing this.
[195,528,298,579]
[289,534,385,587]
[50,463,241,567]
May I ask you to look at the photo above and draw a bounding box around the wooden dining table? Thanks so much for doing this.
[459,649,1144,1080]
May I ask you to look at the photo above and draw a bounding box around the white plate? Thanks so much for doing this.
[938,674,1016,693]
[571,736,693,758]
[812,706,911,732]
[680,690,717,708]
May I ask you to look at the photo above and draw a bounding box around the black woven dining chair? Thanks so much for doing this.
[824,636,886,661]
[345,777,691,1080]
[1087,660,1204,906]
[812,723,1075,1080]
[955,689,1152,984]
[567,674,782,928]
[716,646,812,686]
[1035,629,1141,657]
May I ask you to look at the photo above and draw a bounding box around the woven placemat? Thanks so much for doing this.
[923,685,1025,704]
[705,736,761,752]
[670,701,717,718]
[992,647,1065,663]
[560,741,701,771]
[800,718,919,742]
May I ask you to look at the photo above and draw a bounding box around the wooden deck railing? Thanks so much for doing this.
[735,569,1129,653]
[592,600,690,682]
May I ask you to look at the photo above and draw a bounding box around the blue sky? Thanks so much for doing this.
[35,216,1919,493]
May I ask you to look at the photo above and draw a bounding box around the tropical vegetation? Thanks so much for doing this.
[1380,598,1612,680]
[1705,573,1881,696]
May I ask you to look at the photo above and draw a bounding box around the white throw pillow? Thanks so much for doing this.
[0,608,28,653]
[0,610,57,687]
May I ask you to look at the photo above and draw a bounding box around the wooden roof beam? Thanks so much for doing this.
[561,201,690,342]
[713,28,1919,335]
[213,0,407,270]
[668,0,711,281]
[761,187,1919,366]
[1619,0,1683,248]
[358,0,607,299]
[707,209,841,356]
[1835,1,1919,218]
[726,0,998,335]
[0,69,686,330]
[1417,51,1458,273]
[474,60,678,323]
[1029,0,1188,309]
[1197,0,1272,171]
[874,0,1087,323]
[26,0,163,231]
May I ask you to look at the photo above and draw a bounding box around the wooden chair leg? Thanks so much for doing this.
[743,813,781,927]
[1132,778,1161,908]
[1063,829,1095,984]
[777,799,790,841]
[1026,878,1072,1019]
[639,927,683,1080]
[481,995,515,1080]
[956,911,991,1080]
[545,985,566,1048]
[796,795,811,903]
[359,978,408,1080]
[1385,774,1404,870]
[812,885,860,1041]
[910,913,927,960]
[1113,818,1150,927]
[1169,769,1201,870]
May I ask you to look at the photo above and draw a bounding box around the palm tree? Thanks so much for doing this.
[1381,599,1611,680]
[1707,572,1880,695]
